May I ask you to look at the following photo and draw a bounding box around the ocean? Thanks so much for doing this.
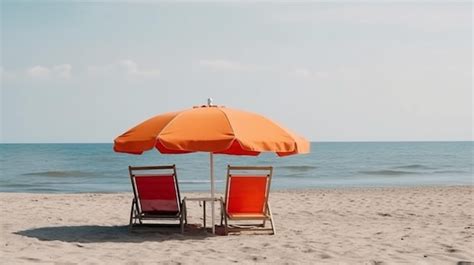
[0,142,472,193]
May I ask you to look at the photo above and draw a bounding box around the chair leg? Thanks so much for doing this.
[129,199,136,230]
[183,200,188,224]
[267,203,276,235]
[180,200,186,233]
[220,199,228,235]
[269,218,275,235]
[224,215,228,235]
[137,202,143,225]
[262,203,269,227]
[203,201,206,228]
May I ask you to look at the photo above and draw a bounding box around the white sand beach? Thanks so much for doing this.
[1,186,473,264]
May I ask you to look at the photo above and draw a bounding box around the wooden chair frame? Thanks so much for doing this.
[220,165,276,235]
[129,165,187,233]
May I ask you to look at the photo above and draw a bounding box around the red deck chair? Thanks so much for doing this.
[220,165,275,235]
[129,165,186,232]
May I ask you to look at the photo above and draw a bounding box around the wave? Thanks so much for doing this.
[283,174,311,178]
[279,165,318,171]
[22,171,90,177]
[359,170,418,176]
[392,164,435,170]
[433,170,468,174]
[0,183,34,187]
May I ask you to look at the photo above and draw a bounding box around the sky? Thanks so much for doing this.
[1,1,472,143]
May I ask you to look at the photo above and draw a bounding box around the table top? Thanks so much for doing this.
[183,196,221,202]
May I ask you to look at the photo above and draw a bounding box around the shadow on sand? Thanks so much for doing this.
[15,224,216,243]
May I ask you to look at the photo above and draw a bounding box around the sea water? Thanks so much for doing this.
[0,142,472,193]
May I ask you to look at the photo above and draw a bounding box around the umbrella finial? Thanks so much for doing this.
[207,97,213,106]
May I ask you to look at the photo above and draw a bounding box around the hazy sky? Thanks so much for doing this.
[1,1,472,143]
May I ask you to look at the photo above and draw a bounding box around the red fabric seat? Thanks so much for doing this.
[227,176,268,215]
[135,175,179,214]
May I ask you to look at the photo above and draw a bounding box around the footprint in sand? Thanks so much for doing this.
[320,253,331,259]
[377,212,392,217]
[250,256,267,262]
[20,257,42,262]
[282,243,297,249]
[240,246,257,252]
[446,247,458,253]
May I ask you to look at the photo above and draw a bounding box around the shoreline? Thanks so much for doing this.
[1,185,473,264]
[1,183,472,195]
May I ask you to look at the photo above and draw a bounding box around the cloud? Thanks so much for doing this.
[27,66,50,78]
[118,60,160,78]
[27,64,72,79]
[199,59,261,72]
[88,60,160,79]
[53,64,72,79]
[289,68,311,78]
[199,59,328,79]
[289,68,329,79]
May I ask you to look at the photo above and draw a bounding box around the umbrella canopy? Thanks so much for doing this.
[114,102,310,233]
[114,105,309,156]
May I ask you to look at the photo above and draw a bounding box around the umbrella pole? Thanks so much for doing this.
[210,152,215,234]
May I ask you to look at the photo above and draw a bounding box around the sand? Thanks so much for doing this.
[1,186,473,264]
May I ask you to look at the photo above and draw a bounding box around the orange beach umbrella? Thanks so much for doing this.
[114,99,310,232]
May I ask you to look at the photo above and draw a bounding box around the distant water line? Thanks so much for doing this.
[0,142,472,193]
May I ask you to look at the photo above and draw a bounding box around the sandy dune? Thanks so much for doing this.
[1,186,473,264]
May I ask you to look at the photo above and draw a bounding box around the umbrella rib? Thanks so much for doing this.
[219,108,297,153]
[217,107,237,142]
[155,108,192,143]
[256,114,301,152]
